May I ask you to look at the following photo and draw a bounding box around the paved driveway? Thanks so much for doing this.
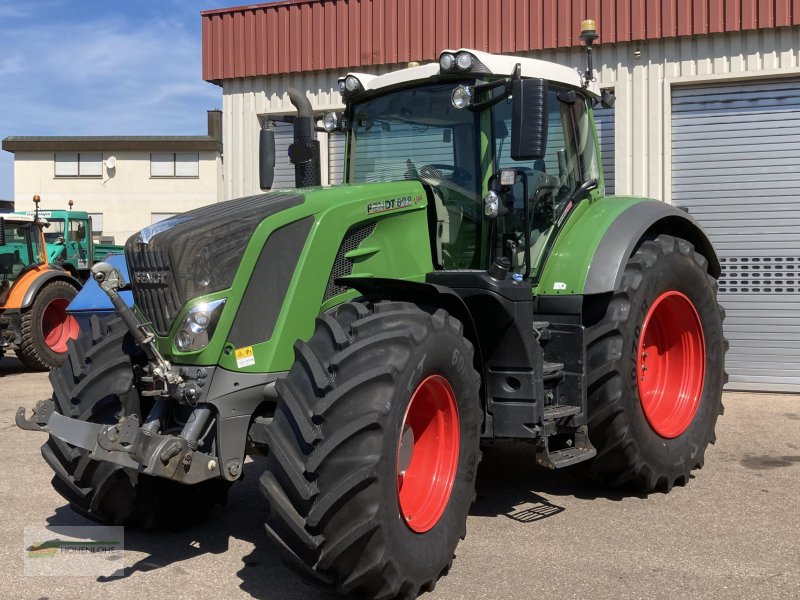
[1,358,798,600]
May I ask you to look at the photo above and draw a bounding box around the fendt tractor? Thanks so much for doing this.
[1,202,84,370]
[18,22,725,599]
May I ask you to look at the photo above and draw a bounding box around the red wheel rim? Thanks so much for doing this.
[396,375,460,533]
[637,291,706,438]
[42,298,79,354]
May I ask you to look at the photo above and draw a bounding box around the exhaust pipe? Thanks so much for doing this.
[287,87,321,188]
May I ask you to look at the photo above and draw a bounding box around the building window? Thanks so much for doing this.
[150,153,199,177]
[55,152,102,177]
[151,212,176,224]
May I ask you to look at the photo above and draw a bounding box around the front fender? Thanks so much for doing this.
[536,197,720,296]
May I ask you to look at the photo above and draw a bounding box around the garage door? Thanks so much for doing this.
[329,131,346,186]
[671,78,800,391]
[269,121,296,189]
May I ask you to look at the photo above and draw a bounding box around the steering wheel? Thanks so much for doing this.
[420,163,473,187]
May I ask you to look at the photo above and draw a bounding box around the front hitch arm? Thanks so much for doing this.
[90,262,183,394]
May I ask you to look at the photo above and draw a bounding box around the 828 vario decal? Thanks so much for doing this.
[366,195,423,215]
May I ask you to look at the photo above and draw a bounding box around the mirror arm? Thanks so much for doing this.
[469,64,521,111]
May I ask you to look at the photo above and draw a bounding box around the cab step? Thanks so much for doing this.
[543,361,564,381]
[535,425,596,469]
[543,404,580,420]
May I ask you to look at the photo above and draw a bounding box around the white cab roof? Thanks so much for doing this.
[346,48,599,97]
[4,213,48,224]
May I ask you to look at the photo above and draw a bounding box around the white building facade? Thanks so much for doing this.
[3,111,224,244]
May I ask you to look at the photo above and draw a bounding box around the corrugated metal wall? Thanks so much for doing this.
[203,0,800,81]
[221,27,800,201]
[672,78,800,391]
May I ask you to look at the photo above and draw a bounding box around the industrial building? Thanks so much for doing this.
[202,0,800,391]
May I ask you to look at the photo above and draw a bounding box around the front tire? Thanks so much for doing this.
[43,316,230,528]
[582,235,726,492]
[261,301,482,599]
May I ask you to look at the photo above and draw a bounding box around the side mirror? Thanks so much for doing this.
[259,127,276,190]
[510,78,549,161]
[0,217,5,245]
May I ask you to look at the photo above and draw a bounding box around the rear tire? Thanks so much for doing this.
[582,235,726,492]
[261,301,482,599]
[16,280,79,370]
[43,316,230,528]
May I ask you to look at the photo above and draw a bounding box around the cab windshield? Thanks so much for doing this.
[348,82,483,269]
[0,221,43,298]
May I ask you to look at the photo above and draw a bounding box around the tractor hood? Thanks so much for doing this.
[125,192,303,335]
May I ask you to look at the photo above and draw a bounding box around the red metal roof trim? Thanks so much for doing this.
[202,0,794,81]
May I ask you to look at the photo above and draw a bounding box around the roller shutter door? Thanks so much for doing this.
[270,121,296,189]
[594,102,615,195]
[671,78,800,391]
[329,131,346,186]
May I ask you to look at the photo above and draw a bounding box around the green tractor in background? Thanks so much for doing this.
[15,204,123,279]
[18,23,725,599]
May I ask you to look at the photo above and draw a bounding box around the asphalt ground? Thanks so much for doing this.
[1,356,798,600]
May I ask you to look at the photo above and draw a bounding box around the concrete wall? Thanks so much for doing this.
[12,150,221,244]
[219,27,800,202]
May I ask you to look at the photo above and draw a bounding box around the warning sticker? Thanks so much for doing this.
[235,346,255,368]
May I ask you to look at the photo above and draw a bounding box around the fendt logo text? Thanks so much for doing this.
[133,271,167,285]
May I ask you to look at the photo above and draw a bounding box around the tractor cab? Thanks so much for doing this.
[0,214,46,305]
[309,48,613,289]
[18,209,92,272]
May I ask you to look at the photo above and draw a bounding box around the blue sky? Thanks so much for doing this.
[0,0,244,200]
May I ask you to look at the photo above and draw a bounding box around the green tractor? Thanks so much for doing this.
[18,27,724,600]
[15,206,123,278]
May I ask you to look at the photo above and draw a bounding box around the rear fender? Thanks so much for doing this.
[584,201,720,294]
[536,197,720,296]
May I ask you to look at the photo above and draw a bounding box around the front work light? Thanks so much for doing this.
[451,85,474,109]
[322,112,340,132]
[345,75,362,92]
[174,298,226,352]
[484,190,500,218]
[456,52,475,70]
[439,52,456,72]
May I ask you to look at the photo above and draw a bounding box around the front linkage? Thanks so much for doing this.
[16,262,222,485]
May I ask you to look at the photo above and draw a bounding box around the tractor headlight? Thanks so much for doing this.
[484,190,500,218]
[174,298,226,352]
[451,85,474,109]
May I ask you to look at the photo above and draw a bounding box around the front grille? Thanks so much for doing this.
[124,192,304,337]
[323,222,376,302]
[126,243,182,335]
